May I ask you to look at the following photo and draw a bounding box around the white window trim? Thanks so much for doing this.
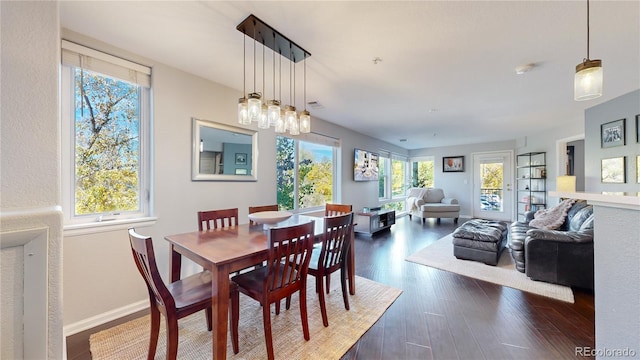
[61,41,153,231]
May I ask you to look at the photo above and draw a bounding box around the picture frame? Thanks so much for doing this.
[443,156,464,172]
[601,118,626,148]
[636,115,639,143]
[235,153,247,165]
[601,156,626,183]
[235,168,248,175]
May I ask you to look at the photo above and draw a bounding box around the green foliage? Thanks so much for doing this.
[276,137,295,210]
[413,161,434,188]
[391,159,406,197]
[74,70,141,215]
[481,163,503,189]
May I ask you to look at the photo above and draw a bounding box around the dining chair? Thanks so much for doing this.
[128,228,239,359]
[325,203,352,216]
[231,221,315,360]
[309,212,354,326]
[248,204,279,225]
[198,208,239,230]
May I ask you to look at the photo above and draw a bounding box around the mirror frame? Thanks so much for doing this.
[191,118,258,181]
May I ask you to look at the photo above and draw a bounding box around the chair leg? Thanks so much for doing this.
[275,300,281,314]
[285,295,292,310]
[262,300,275,360]
[147,307,160,360]
[299,284,310,340]
[317,275,329,327]
[205,307,212,331]
[454,217,459,224]
[230,288,240,354]
[437,218,441,224]
[340,267,350,311]
[165,316,179,360]
[325,273,331,293]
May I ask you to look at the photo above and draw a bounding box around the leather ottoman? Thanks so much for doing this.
[452,219,508,266]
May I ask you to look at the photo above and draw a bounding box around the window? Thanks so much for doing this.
[412,158,435,188]
[276,133,338,212]
[378,151,408,212]
[61,41,151,225]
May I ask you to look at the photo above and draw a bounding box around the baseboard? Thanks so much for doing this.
[63,299,148,337]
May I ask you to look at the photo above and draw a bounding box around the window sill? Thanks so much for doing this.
[63,216,158,237]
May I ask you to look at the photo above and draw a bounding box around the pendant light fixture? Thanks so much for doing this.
[247,23,262,122]
[299,55,311,133]
[236,14,311,135]
[574,0,603,101]
[238,32,249,125]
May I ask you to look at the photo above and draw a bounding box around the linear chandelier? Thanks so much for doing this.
[574,0,603,101]
[237,14,311,134]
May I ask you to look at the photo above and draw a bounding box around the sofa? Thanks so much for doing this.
[509,200,594,290]
[406,187,460,224]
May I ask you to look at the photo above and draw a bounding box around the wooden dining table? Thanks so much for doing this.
[164,214,356,360]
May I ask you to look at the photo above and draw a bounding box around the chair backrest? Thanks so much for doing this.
[319,212,354,273]
[248,204,279,225]
[265,221,315,295]
[128,228,174,310]
[325,203,352,217]
[198,208,239,230]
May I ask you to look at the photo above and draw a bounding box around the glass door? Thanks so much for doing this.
[472,152,514,221]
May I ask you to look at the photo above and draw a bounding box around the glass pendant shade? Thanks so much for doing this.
[237,97,249,125]
[258,104,269,129]
[274,112,286,133]
[247,93,262,122]
[299,110,311,133]
[574,59,603,101]
[267,100,280,127]
[285,106,299,135]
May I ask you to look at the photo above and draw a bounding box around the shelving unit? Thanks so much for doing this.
[354,209,395,237]
[516,152,546,222]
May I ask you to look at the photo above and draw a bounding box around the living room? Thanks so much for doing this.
[2,1,639,359]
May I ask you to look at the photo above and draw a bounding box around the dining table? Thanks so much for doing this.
[164,213,356,360]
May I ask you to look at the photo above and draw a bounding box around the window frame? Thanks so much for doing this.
[276,133,339,213]
[61,41,154,233]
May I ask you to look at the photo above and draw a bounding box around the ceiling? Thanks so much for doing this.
[60,1,640,150]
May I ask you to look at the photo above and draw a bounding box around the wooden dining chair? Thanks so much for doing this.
[231,221,315,360]
[198,208,239,230]
[308,212,354,327]
[325,203,352,216]
[128,228,239,359]
[248,204,279,225]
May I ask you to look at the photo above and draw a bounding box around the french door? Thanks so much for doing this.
[472,151,514,221]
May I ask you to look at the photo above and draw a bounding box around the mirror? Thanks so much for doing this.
[192,118,258,181]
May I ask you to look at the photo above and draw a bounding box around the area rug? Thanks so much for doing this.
[89,275,401,359]
[406,234,574,303]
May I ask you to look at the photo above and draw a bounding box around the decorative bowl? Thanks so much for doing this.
[248,211,293,230]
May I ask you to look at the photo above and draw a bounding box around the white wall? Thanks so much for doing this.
[409,140,516,217]
[60,30,408,329]
[0,1,64,358]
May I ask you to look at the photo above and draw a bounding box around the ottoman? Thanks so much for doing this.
[452,219,508,266]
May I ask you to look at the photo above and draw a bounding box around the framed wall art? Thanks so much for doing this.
[235,153,247,165]
[443,156,464,172]
[636,115,639,143]
[601,156,626,183]
[637,155,640,183]
[601,118,626,148]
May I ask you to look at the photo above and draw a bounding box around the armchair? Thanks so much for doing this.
[406,187,460,224]
[509,200,594,290]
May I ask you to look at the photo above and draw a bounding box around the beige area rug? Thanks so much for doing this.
[406,234,574,303]
[90,275,401,359]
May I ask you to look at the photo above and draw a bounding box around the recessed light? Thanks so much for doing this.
[399,139,407,142]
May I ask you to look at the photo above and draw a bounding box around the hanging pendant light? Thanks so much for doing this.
[267,38,281,127]
[257,42,270,129]
[238,32,248,124]
[247,23,262,121]
[286,50,300,135]
[299,55,311,133]
[574,0,603,101]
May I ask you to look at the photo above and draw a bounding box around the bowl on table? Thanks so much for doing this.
[248,211,293,230]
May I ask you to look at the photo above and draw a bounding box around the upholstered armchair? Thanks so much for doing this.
[406,187,460,224]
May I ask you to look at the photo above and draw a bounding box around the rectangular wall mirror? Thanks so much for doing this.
[192,118,258,181]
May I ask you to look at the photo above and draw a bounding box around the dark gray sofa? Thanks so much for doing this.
[509,200,594,290]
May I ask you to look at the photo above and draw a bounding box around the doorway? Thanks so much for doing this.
[472,151,514,221]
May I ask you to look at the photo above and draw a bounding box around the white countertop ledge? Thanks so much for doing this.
[549,191,640,211]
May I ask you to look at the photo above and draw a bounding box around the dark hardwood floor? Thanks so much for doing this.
[67,216,595,360]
